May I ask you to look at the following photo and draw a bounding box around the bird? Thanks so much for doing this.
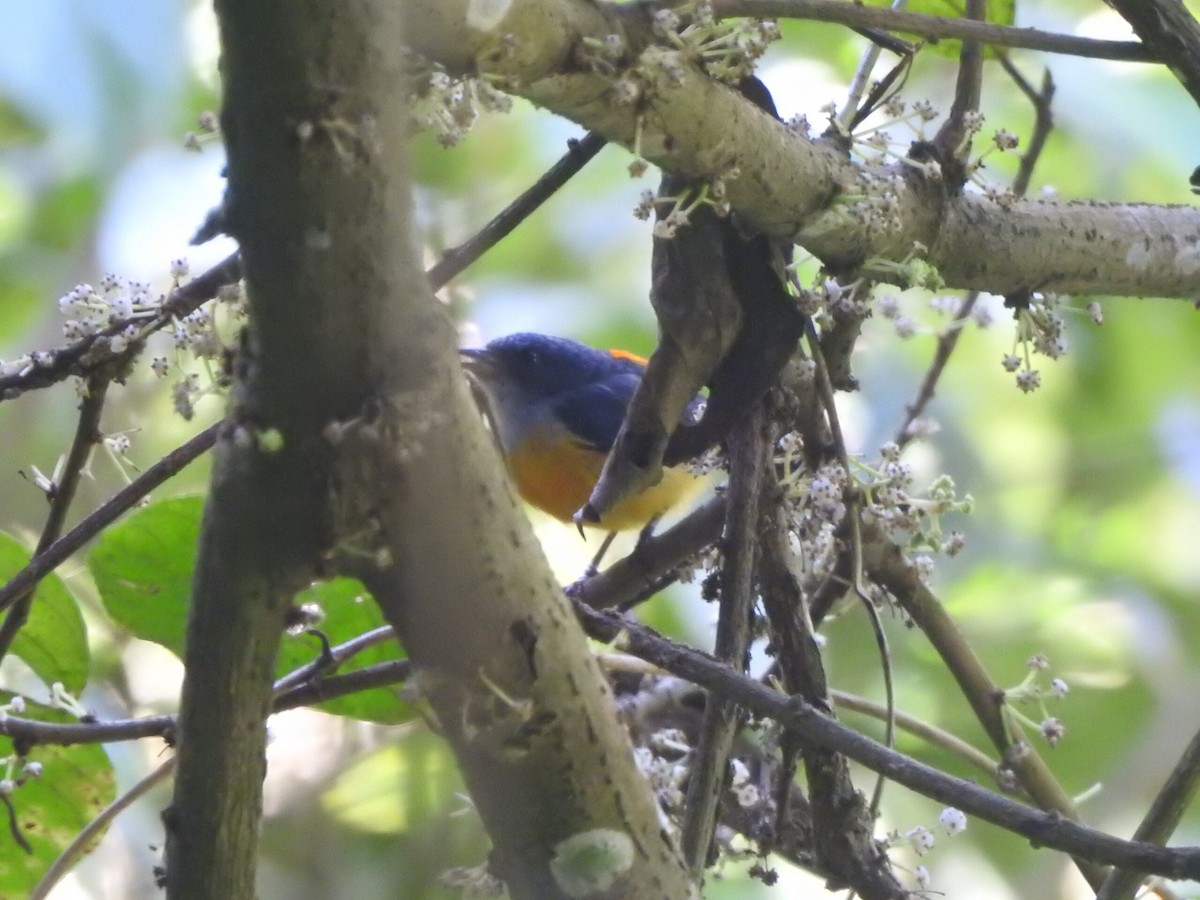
[460,332,704,570]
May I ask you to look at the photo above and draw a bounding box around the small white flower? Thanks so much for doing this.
[109,294,134,319]
[915,865,930,889]
[1016,369,1041,393]
[939,807,967,835]
[1050,678,1069,698]
[1041,717,1066,746]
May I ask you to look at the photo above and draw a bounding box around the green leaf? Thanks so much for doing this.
[89,496,201,655]
[28,176,104,251]
[90,497,410,724]
[0,534,89,694]
[0,97,42,148]
[0,695,116,896]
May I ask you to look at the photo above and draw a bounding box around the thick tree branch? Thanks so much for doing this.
[406,0,1200,299]
[185,4,697,895]
[166,2,425,896]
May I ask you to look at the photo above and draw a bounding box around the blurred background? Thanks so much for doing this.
[0,0,1198,897]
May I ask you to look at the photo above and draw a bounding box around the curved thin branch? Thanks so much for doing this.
[1097,723,1200,899]
[31,756,175,900]
[829,689,999,781]
[0,374,110,666]
[574,600,1200,879]
[711,0,1152,62]
[0,630,409,748]
[0,254,242,403]
[0,422,220,615]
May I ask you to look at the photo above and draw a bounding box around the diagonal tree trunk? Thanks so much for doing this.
[167,2,696,898]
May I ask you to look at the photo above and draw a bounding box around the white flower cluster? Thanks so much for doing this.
[777,439,850,580]
[859,446,973,581]
[413,68,512,148]
[46,262,248,424]
[651,3,780,85]
[1003,654,1073,748]
[1002,291,1098,394]
[634,729,692,820]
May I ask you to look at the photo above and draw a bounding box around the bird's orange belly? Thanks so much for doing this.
[507,430,699,531]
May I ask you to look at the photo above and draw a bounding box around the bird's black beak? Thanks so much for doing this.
[459,347,497,382]
[458,346,485,368]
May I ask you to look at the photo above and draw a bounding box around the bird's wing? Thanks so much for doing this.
[552,372,641,454]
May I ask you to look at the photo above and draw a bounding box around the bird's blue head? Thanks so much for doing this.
[461,332,641,398]
[460,332,646,454]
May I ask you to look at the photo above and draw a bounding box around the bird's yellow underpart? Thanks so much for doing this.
[506,427,700,532]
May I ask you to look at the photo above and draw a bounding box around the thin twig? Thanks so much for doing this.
[1002,62,1056,198]
[272,625,394,693]
[30,755,174,900]
[679,406,767,872]
[711,0,1153,62]
[1097,723,1200,899]
[868,544,1108,888]
[26,635,410,899]
[0,422,220,615]
[829,689,999,781]
[426,132,606,289]
[894,60,1055,447]
[932,0,986,187]
[894,295,978,449]
[575,599,1200,879]
[0,254,242,402]
[2,128,605,405]
[0,131,611,619]
[1,790,31,854]
[836,0,911,134]
[1,631,408,749]
[0,375,111,665]
[805,318,895,818]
